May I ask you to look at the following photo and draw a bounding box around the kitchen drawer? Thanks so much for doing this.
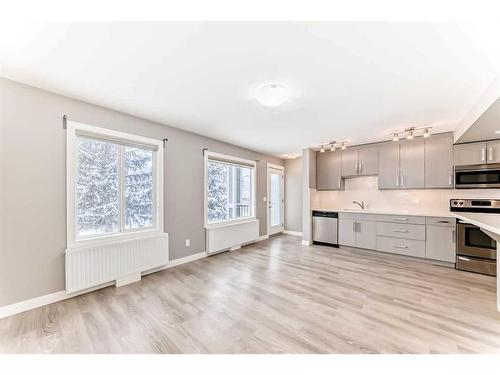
[338,212,379,221]
[376,214,425,225]
[425,216,456,227]
[376,222,426,240]
[376,236,426,258]
[456,256,496,276]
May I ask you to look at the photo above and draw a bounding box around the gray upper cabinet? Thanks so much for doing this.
[454,142,487,166]
[486,140,500,164]
[399,139,425,189]
[316,151,343,190]
[378,142,400,189]
[357,145,378,175]
[425,132,454,188]
[341,148,358,176]
[341,145,378,177]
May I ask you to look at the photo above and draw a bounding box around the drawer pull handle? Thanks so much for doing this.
[393,245,408,249]
[437,220,450,223]
[458,256,470,261]
[393,229,408,233]
[394,218,408,221]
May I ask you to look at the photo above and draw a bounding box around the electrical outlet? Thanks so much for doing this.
[185,239,190,247]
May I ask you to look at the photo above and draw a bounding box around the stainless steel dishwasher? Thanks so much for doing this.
[312,210,339,247]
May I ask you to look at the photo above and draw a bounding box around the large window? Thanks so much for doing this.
[205,152,256,225]
[67,121,163,246]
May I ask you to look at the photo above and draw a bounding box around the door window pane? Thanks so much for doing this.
[124,147,154,229]
[76,138,120,236]
[270,173,281,227]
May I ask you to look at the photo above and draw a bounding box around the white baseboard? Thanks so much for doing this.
[283,230,302,237]
[0,281,114,320]
[0,251,208,320]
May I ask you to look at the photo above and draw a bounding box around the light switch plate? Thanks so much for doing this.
[185,239,190,247]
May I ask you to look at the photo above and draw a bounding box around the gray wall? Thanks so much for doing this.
[0,78,283,307]
[284,157,303,233]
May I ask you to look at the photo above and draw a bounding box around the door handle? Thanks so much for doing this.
[355,163,358,173]
[353,222,356,232]
[481,148,486,162]
[489,147,493,161]
[338,178,341,188]
[400,175,404,187]
[359,163,363,173]
[396,175,400,187]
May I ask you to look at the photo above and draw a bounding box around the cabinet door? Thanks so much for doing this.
[486,140,500,164]
[341,147,359,176]
[316,151,342,190]
[356,220,377,250]
[426,226,456,263]
[425,133,454,188]
[378,142,400,189]
[358,145,378,175]
[400,138,425,188]
[338,219,356,247]
[453,142,487,166]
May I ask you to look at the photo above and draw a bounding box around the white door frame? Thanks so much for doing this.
[267,163,285,235]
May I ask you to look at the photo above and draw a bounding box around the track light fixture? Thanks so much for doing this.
[390,126,432,141]
[341,142,346,150]
[320,145,325,153]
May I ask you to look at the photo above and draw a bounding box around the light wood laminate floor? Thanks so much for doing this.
[1,234,499,353]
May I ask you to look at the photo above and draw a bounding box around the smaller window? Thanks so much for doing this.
[205,152,256,226]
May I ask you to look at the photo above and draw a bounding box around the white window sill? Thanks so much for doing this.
[68,229,166,250]
[205,218,258,230]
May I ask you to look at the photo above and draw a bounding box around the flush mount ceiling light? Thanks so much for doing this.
[390,126,432,141]
[255,83,290,107]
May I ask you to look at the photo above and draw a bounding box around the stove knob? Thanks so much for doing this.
[453,201,458,205]
[459,201,464,205]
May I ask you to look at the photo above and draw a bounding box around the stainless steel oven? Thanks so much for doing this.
[455,164,500,189]
[456,221,497,275]
[450,199,498,276]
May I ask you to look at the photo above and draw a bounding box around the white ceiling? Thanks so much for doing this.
[1,21,499,157]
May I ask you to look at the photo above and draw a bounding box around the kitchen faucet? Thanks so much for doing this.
[352,200,365,210]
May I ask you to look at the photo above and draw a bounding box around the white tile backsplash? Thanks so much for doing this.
[312,176,500,215]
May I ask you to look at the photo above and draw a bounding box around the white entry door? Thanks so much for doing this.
[267,164,284,235]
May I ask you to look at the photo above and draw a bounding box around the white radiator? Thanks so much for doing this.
[206,219,259,254]
[65,233,169,293]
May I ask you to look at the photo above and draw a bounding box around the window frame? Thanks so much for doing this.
[204,151,257,228]
[66,121,164,249]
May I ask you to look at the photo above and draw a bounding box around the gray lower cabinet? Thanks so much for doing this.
[425,217,456,263]
[378,142,400,189]
[338,214,377,250]
[338,213,456,264]
[454,142,487,166]
[425,226,456,263]
[338,218,356,247]
[356,220,377,249]
[425,133,454,188]
[316,151,343,190]
[399,138,425,188]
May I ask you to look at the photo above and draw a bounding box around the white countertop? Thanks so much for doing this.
[452,212,500,237]
[313,208,455,218]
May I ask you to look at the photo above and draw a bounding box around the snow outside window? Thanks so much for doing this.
[76,137,155,238]
[207,160,254,224]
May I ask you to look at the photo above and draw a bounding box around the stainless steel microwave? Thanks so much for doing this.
[455,164,500,189]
